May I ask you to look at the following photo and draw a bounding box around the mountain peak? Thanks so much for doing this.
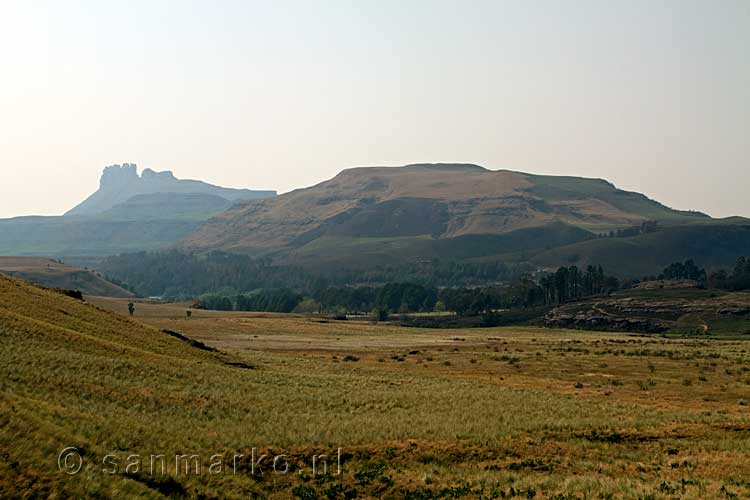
[66,164,276,216]
[100,163,139,188]
[141,168,176,180]
[100,164,179,188]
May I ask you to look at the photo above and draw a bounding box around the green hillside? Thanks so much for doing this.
[290,221,594,270]
[532,224,750,277]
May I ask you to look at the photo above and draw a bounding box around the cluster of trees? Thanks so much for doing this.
[197,283,439,315]
[190,256,750,317]
[708,256,750,291]
[316,282,437,314]
[539,265,620,305]
[598,221,660,239]
[195,267,626,316]
[639,257,750,291]
[197,289,304,313]
[439,266,621,316]
[101,250,324,299]
[103,249,626,317]
[100,251,530,300]
[655,259,707,282]
[328,260,530,287]
[438,287,510,316]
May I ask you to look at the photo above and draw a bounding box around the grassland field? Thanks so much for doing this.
[3,276,750,499]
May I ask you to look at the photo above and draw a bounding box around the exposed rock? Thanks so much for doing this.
[65,164,276,216]
[718,307,750,316]
[544,291,750,334]
[141,168,176,180]
[635,280,700,290]
[100,163,138,188]
[544,307,670,333]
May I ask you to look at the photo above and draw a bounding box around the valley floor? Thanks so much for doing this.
[101,298,750,498]
[2,283,750,499]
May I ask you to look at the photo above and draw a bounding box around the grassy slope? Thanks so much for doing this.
[524,173,709,224]
[4,274,750,498]
[0,257,134,298]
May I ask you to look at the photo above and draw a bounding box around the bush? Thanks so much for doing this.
[371,308,388,322]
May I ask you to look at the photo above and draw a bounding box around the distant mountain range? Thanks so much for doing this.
[0,164,276,257]
[183,163,749,276]
[1,162,748,278]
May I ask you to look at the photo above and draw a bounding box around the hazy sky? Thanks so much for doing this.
[0,0,748,218]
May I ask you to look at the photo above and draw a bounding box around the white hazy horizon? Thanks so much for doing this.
[1,0,748,219]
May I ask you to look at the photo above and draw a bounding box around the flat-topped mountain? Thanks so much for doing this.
[66,163,276,216]
[184,163,711,253]
[181,163,750,276]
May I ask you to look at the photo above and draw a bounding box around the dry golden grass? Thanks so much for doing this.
[3,280,750,499]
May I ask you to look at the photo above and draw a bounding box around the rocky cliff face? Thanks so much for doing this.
[100,163,139,188]
[65,164,276,216]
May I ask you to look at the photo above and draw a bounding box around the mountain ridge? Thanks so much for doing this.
[0,164,277,257]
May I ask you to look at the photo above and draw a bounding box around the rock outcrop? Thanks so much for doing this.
[544,292,750,334]
[544,308,671,333]
[66,164,276,216]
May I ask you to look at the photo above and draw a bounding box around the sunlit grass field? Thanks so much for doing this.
[3,277,750,499]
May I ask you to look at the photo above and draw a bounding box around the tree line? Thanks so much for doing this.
[100,250,530,300]
[196,282,438,316]
[707,256,750,290]
[194,265,624,317]
[641,257,750,291]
